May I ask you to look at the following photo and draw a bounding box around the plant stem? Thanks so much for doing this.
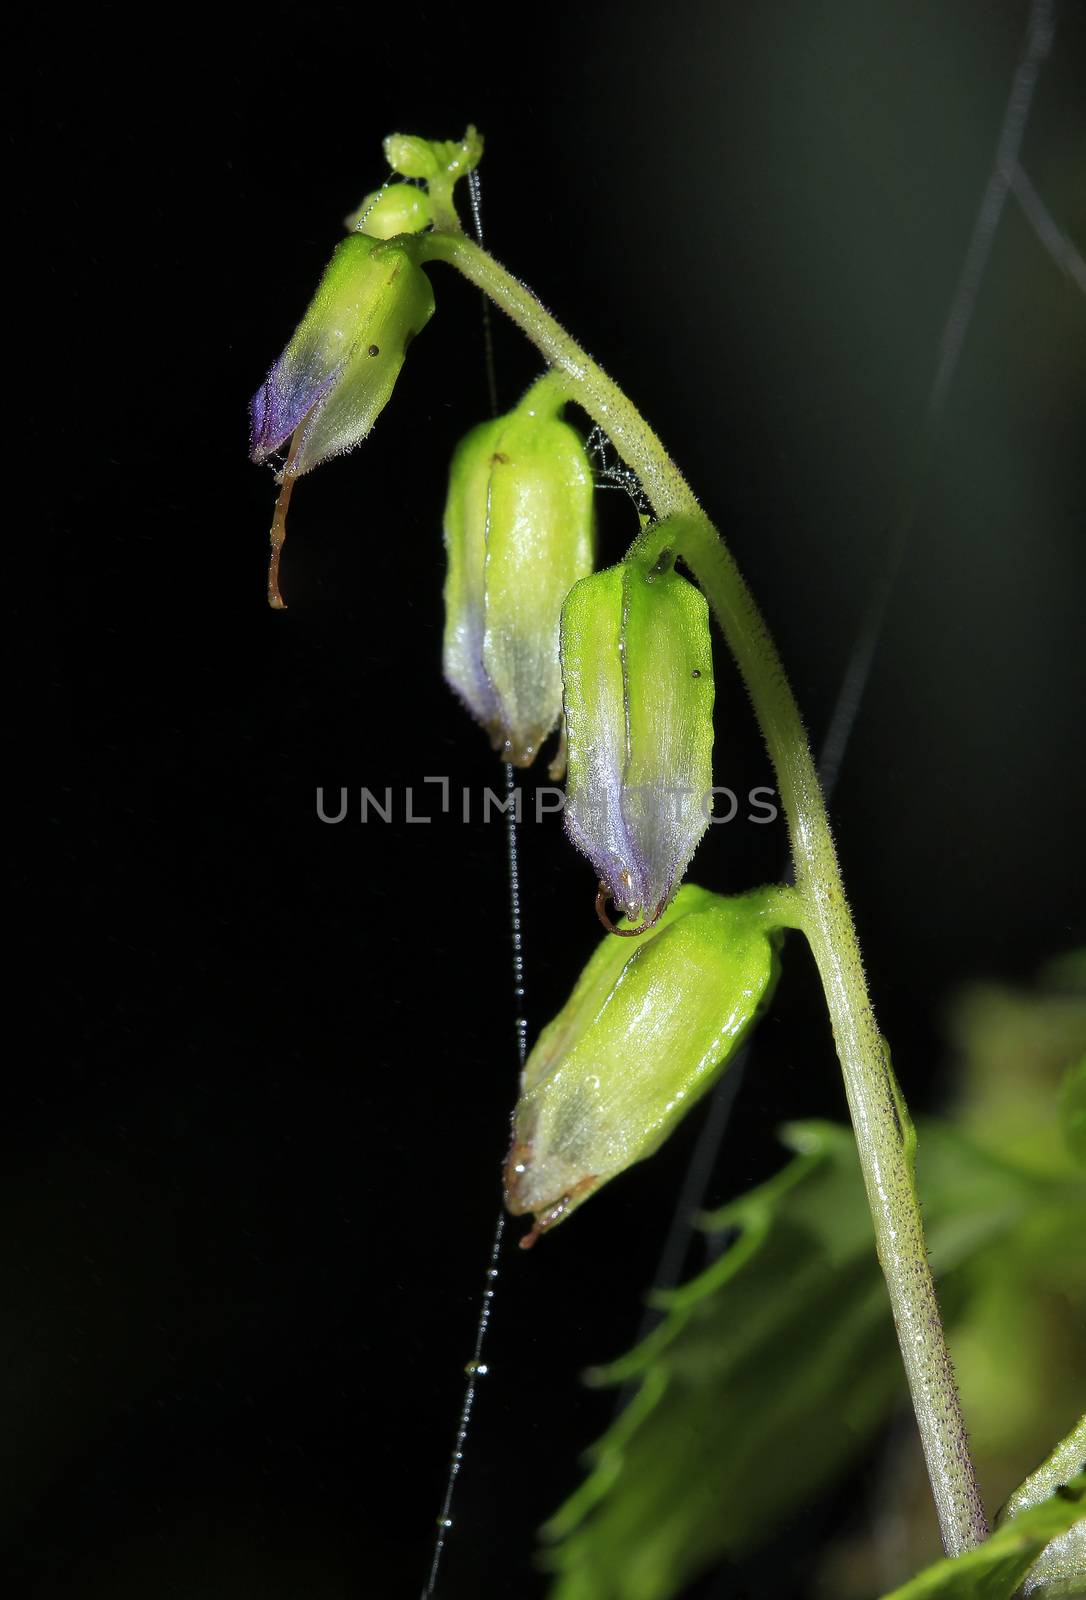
[426,176,462,236]
[516,364,574,420]
[418,230,989,1554]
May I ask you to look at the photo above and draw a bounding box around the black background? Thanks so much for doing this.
[21,2,1086,1596]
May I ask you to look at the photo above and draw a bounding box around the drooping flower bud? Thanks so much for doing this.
[561,547,714,926]
[250,233,434,479]
[249,232,435,606]
[344,183,433,238]
[442,375,594,766]
[504,884,779,1243]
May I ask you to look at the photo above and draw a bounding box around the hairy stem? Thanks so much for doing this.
[420,229,989,1553]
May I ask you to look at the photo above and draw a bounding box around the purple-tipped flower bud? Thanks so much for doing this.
[249,233,434,480]
[561,549,715,926]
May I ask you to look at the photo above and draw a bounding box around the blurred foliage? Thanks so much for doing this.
[541,959,1086,1600]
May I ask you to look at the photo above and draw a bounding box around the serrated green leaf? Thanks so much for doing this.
[541,1124,892,1599]
[542,1121,1066,1600]
[876,1473,1086,1600]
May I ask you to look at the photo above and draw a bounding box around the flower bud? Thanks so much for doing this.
[504,884,779,1243]
[443,381,594,766]
[383,133,443,180]
[561,551,714,925]
[249,233,434,479]
[344,183,433,238]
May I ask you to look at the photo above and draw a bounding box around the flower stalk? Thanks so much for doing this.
[416,228,989,1555]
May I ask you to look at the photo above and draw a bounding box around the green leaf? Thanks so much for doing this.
[541,959,1086,1599]
[1004,1416,1086,1520]
[1000,1416,1086,1597]
[876,1473,1086,1600]
[541,1120,1051,1600]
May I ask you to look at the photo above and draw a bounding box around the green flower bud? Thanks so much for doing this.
[383,133,442,180]
[344,183,433,238]
[504,884,779,1244]
[442,377,595,766]
[561,549,715,925]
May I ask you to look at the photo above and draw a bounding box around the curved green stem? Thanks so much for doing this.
[749,882,807,933]
[419,233,697,519]
[516,364,574,421]
[425,176,463,236]
[418,230,988,1555]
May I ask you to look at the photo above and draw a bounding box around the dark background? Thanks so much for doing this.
[20,1,1085,1595]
